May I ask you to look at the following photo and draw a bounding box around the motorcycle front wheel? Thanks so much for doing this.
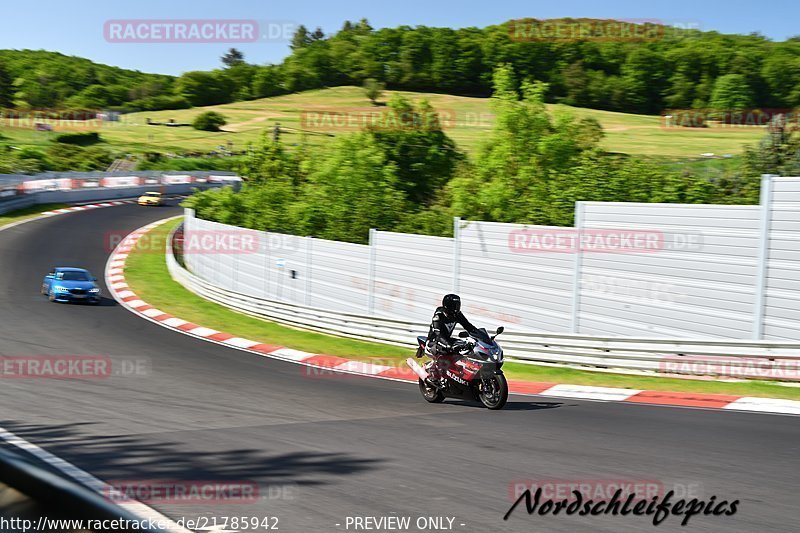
[477,373,508,410]
[418,378,445,403]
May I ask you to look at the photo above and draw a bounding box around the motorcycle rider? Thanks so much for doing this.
[426,294,479,386]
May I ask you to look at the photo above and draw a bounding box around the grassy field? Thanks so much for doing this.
[122,218,800,400]
[0,86,767,158]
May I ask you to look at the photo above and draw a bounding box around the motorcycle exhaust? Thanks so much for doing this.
[406,358,429,380]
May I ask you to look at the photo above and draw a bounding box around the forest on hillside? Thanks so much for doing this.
[1,19,800,113]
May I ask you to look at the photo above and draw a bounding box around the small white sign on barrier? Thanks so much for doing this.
[161,174,192,185]
[21,178,73,191]
[100,176,141,188]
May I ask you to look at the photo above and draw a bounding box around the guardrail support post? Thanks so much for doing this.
[570,202,586,333]
[214,223,224,289]
[368,228,377,314]
[263,230,270,299]
[752,174,775,340]
[453,217,461,293]
[305,237,313,306]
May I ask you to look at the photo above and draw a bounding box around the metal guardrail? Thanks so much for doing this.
[0,195,35,214]
[0,448,172,532]
[166,224,800,381]
[0,171,242,214]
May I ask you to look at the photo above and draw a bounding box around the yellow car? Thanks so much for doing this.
[138,191,162,206]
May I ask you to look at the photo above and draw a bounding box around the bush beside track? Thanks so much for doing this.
[121,218,800,401]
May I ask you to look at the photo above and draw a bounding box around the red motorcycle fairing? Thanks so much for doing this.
[437,353,481,384]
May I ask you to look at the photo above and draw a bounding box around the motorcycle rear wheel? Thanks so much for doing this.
[478,373,508,410]
[418,378,445,403]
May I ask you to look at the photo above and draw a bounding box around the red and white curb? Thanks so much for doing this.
[39,195,189,217]
[0,199,137,234]
[1,196,191,234]
[40,199,138,216]
[107,218,800,417]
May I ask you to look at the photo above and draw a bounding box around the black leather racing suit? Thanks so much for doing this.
[426,306,479,377]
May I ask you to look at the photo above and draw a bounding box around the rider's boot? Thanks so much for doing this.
[426,358,445,389]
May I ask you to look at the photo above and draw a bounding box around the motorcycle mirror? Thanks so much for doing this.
[458,331,469,338]
[495,326,505,335]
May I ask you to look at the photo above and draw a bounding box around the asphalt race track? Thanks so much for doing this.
[0,201,798,532]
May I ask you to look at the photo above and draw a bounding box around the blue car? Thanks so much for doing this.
[41,267,101,304]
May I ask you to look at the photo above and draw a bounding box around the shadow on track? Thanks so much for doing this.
[42,296,117,307]
[0,421,381,488]
[94,296,117,307]
[443,400,563,411]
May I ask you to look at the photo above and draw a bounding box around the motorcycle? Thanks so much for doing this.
[407,326,509,410]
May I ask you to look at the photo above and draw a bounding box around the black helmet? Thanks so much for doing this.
[442,294,461,314]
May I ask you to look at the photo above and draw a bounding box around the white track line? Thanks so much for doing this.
[0,426,189,532]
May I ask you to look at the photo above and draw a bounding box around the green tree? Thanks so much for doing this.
[183,186,246,227]
[281,43,332,92]
[0,50,175,109]
[291,25,311,50]
[760,50,800,107]
[310,27,325,41]
[620,48,668,114]
[710,74,754,109]
[221,63,258,101]
[0,146,48,174]
[663,72,695,109]
[252,66,285,98]
[63,84,117,109]
[175,71,232,106]
[295,134,406,243]
[45,144,112,171]
[561,62,590,107]
[363,77,384,105]
[128,79,167,100]
[239,141,307,232]
[448,64,604,224]
[356,18,373,34]
[0,62,12,108]
[221,48,245,68]
[743,114,800,182]
[127,95,190,111]
[192,111,227,131]
[367,95,462,205]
